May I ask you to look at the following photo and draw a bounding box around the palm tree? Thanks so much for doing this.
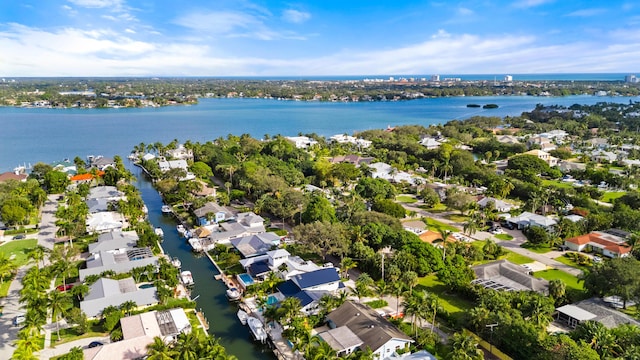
[216,164,238,185]
[26,245,49,269]
[120,300,137,316]
[375,280,390,301]
[49,290,72,341]
[448,332,483,360]
[401,271,419,295]
[435,229,453,262]
[402,295,421,335]
[0,253,17,285]
[70,283,89,301]
[340,257,357,279]
[147,336,175,360]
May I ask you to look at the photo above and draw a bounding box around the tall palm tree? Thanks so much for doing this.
[402,295,421,335]
[120,300,137,317]
[435,229,453,262]
[401,271,419,296]
[448,332,483,360]
[49,290,72,341]
[340,257,357,279]
[0,253,17,285]
[26,245,49,270]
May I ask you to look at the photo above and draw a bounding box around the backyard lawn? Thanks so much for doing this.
[532,269,584,291]
[542,179,574,189]
[0,239,38,267]
[494,234,513,241]
[424,218,459,233]
[396,195,417,203]
[501,250,534,265]
[601,191,626,203]
[553,254,591,273]
[521,243,553,254]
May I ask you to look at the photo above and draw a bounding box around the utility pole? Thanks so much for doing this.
[486,323,499,356]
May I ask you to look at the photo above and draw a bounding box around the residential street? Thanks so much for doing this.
[39,335,111,360]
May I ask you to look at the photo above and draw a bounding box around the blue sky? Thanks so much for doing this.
[1,0,639,76]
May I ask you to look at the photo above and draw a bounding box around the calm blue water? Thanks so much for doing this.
[0,94,637,172]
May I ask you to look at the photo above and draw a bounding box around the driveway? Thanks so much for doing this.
[38,335,111,360]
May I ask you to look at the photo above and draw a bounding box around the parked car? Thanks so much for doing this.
[88,341,103,348]
[593,256,602,263]
[12,234,26,240]
[13,314,26,326]
[56,284,74,292]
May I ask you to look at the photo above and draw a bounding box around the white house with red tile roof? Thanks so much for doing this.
[565,230,631,258]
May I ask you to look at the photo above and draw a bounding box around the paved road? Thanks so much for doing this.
[38,195,61,251]
[38,335,111,360]
[0,267,29,360]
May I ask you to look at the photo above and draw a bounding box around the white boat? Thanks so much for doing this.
[180,271,194,286]
[161,205,172,214]
[247,316,267,343]
[171,257,181,269]
[237,309,248,325]
[154,227,164,238]
[142,205,148,214]
[177,224,186,235]
[226,287,241,301]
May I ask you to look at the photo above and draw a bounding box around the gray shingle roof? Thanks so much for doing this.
[81,278,157,317]
[472,260,549,294]
[559,298,640,328]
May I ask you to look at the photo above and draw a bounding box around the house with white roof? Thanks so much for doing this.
[477,196,516,213]
[555,297,640,330]
[188,212,266,251]
[88,186,125,202]
[527,136,557,151]
[330,134,372,148]
[286,136,318,149]
[80,247,158,280]
[80,277,157,318]
[506,211,557,230]
[369,162,417,184]
[496,135,520,144]
[86,212,126,233]
[165,144,194,161]
[523,149,558,167]
[88,230,138,253]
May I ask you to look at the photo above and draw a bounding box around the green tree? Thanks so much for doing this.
[292,221,349,261]
[583,257,640,309]
[43,170,70,193]
[301,194,336,223]
[448,332,483,360]
[49,290,72,341]
[420,186,440,208]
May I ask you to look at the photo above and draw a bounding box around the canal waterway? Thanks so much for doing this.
[132,164,275,359]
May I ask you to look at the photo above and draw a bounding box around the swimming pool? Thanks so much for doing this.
[237,273,255,287]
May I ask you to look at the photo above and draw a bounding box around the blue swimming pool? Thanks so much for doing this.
[238,273,255,287]
[267,295,279,305]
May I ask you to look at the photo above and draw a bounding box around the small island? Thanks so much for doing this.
[483,103,499,109]
[466,104,481,108]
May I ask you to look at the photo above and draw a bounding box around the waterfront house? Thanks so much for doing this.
[555,297,640,329]
[558,160,587,173]
[239,249,322,281]
[496,135,520,144]
[472,260,549,294]
[84,308,190,359]
[80,277,157,318]
[0,172,28,183]
[80,247,158,280]
[89,156,116,171]
[321,301,413,359]
[230,232,281,258]
[86,198,110,213]
[86,211,126,233]
[369,162,417,184]
[157,159,196,180]
[193,202,234,225]
[419,137,442,150]
[87,186,125,202]
[188,212,266,251]
[88,230,138,253]
[165,144,194,161]
[329,134,372,148]
[564,230,631,258]
[523,149,559,167]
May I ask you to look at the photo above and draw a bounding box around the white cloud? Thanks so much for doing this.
[282,9,311,24]
[567,8,606,17]
[457,7,474,16]
[512,0,554,9]
[67,0,123,9]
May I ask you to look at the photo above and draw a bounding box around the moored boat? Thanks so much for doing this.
[171,257,181,269]
[177,224,186,235]
[180,270,194,287]
[237,309,248,325]
[154,227,164,238]
[247,316,267,343]
[226,287,241,301]
[161,205,172,214]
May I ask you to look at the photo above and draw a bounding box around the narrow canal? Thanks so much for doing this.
[132,165,275,359]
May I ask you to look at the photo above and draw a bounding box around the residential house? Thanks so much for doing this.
[230,232,281,258]
[418,230,456,244]
[51,159,77,174]
[239,249,321,281]
[539,130,568,142]
[558,160,586,173]
[496,135,520,144]
[586,138,610,149]
[165,144,194,161]
[80,247,158,280]
[89,156,116,171]
[88,230,138,254]
[506,211,557,230]
[329,154,374,166]
[321,301,413,359]
[86,212,126,233]
[369,162,417,184]
[70,173,102,185]
[329,134,372,148]
[555,297,640,329]
[318,326,363,357]
[285,136,318,149]
[80,277,157,318]
[622,159,640,167]
[84,308,190,359]
[402,220,427,235]
[564,230,631,258]
[472,260,549,294]
[419,137,442,150]
[87,186,125,202]
[0,172,28,182]
[477,196,516,213]
[590,150,619,163]
[193,202,233,225]
[523,149,559,167]
[157,160,196,180]
[276,268,344,316]
[527,136,557,152]
[188,212,266,251]
[86,198,110,213]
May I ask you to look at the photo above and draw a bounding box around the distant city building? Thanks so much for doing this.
[504,75,513,82]
[625,75,638,83]
[430,74,440,82]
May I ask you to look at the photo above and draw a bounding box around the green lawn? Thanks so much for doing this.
[416,275,475,322]
[532,269,584,291]
[396,195,417,204]
[0,239,38,267]
[444,214,469,223]
[521,243,553,254]
[601,191,626,203]
[554,254,591,273]
[419,203,448,213]
[494,234,513,241]
[50,327,107,346]
[423,218,459,232]
[501,250,534,265]
[542,179,573,189]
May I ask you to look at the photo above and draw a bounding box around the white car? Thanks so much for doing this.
[13,315,25,326]
[491,228,504,234]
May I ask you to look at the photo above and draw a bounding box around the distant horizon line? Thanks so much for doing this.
[1,72,636,80]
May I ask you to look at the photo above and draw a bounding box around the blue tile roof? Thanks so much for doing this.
[248,261,271,277]
[277,280,300,297]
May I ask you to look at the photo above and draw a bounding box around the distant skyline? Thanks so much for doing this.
[1,1,640,77]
